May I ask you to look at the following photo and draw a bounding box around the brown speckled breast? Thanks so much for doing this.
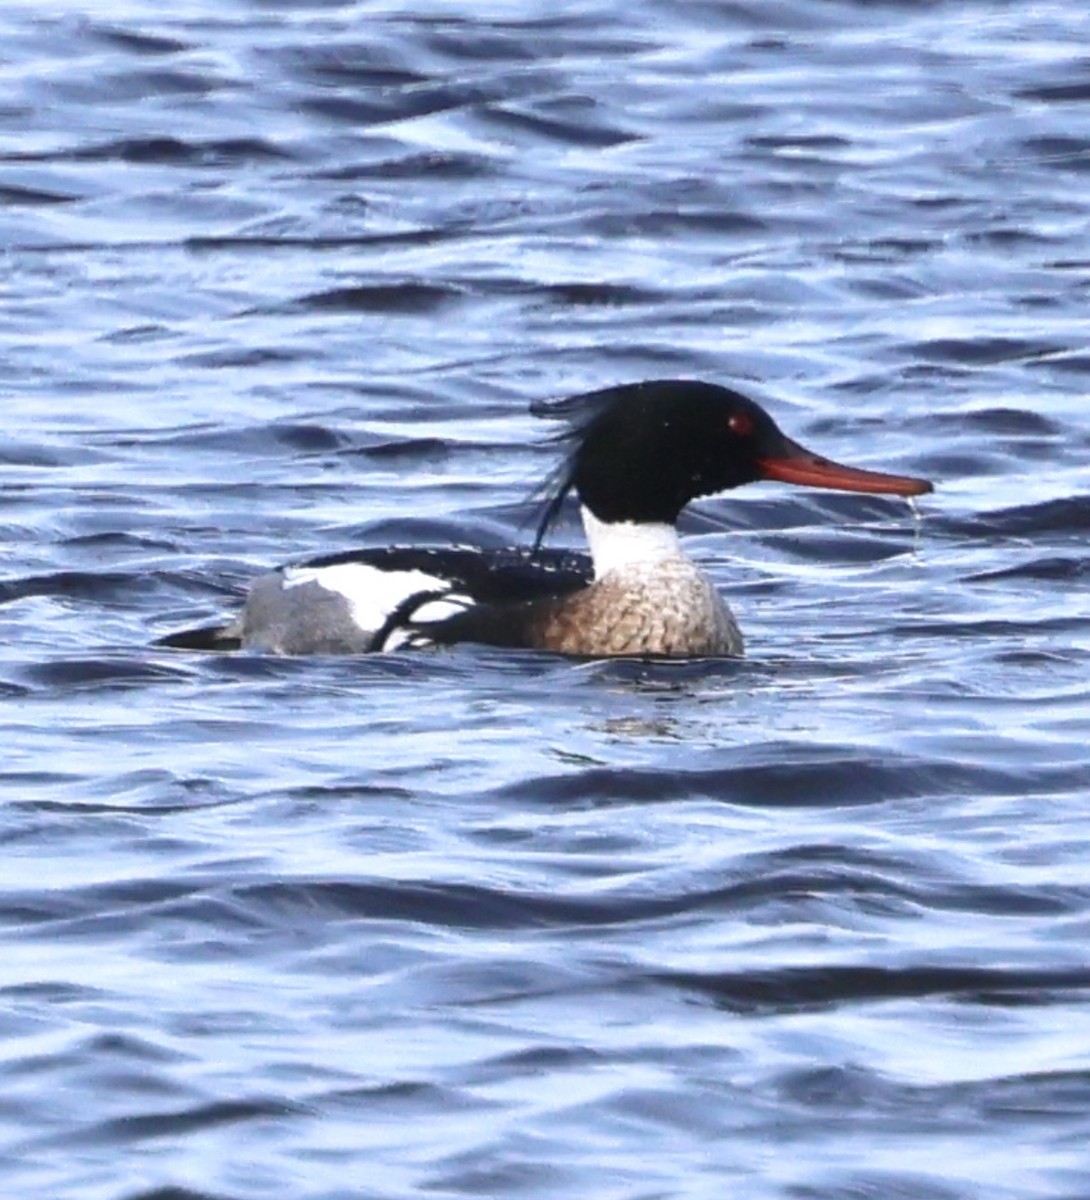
[420,557,743,657]
[528,558,743,657]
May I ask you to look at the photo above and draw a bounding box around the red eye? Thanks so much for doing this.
[728,412,754,436]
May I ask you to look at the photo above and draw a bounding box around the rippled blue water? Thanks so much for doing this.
[3,2,1090,1197]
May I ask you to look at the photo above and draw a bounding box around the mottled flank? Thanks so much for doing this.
[240,570,377,654]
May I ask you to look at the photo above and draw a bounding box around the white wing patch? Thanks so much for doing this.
[282,562,452,635]
[411,595,471,622]
[380,593,474,651]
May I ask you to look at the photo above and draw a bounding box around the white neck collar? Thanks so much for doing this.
[581,507,684,580]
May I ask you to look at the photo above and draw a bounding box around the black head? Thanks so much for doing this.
[531,379,932,546]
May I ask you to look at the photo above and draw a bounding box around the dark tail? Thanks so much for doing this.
[154,622,242,652]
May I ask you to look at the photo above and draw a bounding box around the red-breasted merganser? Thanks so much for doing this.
[158,379,932,657]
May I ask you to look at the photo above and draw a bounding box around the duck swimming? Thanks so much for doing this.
[157,379,932,658]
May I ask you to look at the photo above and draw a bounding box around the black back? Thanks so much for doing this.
[303,545,591,604]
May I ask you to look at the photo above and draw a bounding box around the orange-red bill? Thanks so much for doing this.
[757,437,933,497]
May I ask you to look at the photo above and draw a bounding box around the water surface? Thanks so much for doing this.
[3,2,1090,1198]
